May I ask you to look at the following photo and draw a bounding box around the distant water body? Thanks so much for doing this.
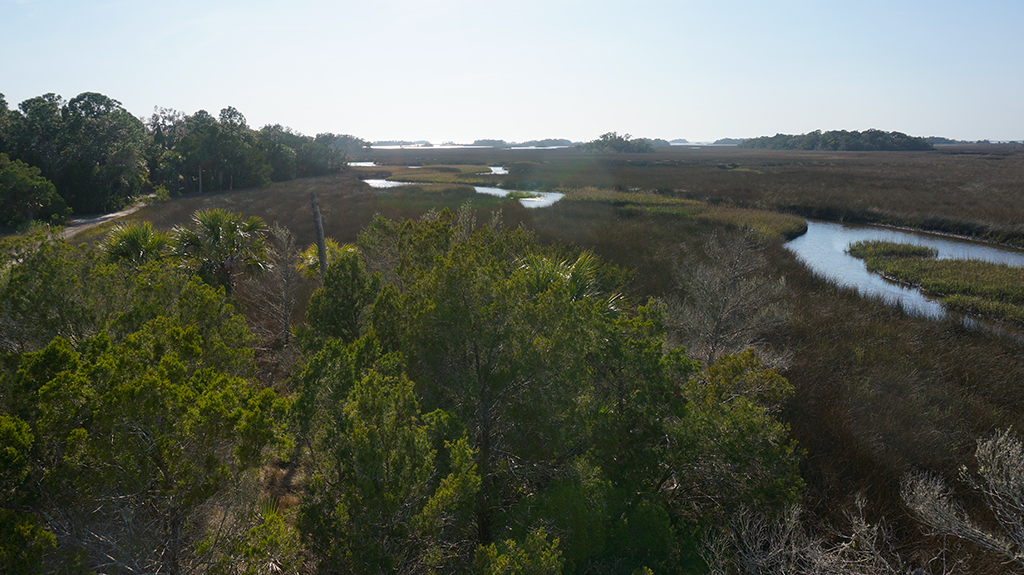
[361,180,563,209]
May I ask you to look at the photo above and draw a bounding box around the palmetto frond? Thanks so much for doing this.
[170,208,269,292]
[296,238,358,280]
[517,251,620,313]
[101,222,169,263]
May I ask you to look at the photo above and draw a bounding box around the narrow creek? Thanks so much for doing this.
[361,179,563,209]
[784,220,1024,320]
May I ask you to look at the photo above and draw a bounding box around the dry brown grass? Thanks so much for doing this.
[358,145,1024,246]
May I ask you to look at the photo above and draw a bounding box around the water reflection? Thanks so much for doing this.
[360,179,564,208]
[363,179,416,188]
[785,220,1024,319]
[473,186,564,208]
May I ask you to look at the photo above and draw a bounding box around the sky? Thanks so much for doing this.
[2,0,1023,143]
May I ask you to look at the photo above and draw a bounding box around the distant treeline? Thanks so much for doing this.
[0,91,368,227]
[373,140,433,147]
[739,129,933,151]
[925,136,1020,145]
[470,138,576,148]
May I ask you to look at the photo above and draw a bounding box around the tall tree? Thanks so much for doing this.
[0,153,68,227]
[0,93,11,155]
[20,283,280,574]
[5,92,148,214]
[58,92,148,213]
[8,94,65,186]
[296,343,480,574]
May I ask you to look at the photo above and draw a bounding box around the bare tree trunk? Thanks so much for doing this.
[311,192,328,284]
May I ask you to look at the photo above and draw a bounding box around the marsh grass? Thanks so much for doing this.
[848,241,938,259]
[849,240,1024,326]
[505,191,542,200]
[564,187,807,239]
[362,145,1024,247]
[372,184,509,212]
[350,164,507,187]
[774,247,1024,559]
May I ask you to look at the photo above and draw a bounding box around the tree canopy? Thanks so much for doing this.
[576,132,656,153]
[738,129,933,151]
[0,91,358,226]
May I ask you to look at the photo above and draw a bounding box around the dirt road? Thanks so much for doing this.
[61,199,149,239]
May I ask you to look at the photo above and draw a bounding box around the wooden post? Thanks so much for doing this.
[311,192,327,284]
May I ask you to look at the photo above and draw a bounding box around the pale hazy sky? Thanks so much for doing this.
[3,0,1022,143]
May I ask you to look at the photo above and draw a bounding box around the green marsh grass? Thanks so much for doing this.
[350,164,507,187]
[847,240,938,259]
[564,187,807,239]
[849,240,1024,326]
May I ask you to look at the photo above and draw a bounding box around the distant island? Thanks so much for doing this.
[470,138,575,148]
[640,138,674,148]
[924,136,1021,145]
[373,140,433,147]
[739,129,933,151]
[576,132,656,153]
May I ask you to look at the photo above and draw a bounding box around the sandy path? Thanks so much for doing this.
[61,199,150,239]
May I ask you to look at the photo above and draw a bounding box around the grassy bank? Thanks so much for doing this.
[849,240,1024,326]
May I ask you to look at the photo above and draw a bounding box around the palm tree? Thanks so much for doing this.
[100,222,169,264]
[518,251,622,314]
[170,208,268,293]
[296,238,357,280]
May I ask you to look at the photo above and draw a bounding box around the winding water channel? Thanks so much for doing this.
[784,220,1024,319]
[362,179,563,209]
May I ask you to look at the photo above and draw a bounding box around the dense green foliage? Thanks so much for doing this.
[738,129,933,151]
[0,91,363,226]
[576,132,656,153]
[0,229,286,572]
[1,92,149,214]
[0,207,808,572]
[0,153,68,227]
[293,209,802,573]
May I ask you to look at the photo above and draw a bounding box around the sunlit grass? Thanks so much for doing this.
[848,240,938,259]
[695,205,807,239]
[373,184,508,212]
[849,240,1024,325]
[350,164,504,187]
[562,187,806,239]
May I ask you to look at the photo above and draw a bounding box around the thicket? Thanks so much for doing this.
[738,129,933,152]
[576,132,656,153]
[1,207,809,573]
[0,91,367,226]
